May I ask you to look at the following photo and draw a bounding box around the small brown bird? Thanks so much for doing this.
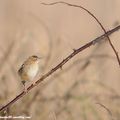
[18,55,41,92]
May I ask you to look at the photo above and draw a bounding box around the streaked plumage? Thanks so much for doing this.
[18,55,40,91]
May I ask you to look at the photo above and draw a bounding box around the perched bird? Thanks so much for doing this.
[18,55,41,92]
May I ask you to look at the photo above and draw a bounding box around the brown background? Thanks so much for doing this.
[0,0,120,120]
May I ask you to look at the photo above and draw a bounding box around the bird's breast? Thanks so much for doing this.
[27,63,39,80]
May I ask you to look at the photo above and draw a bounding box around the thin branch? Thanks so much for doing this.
[96,102,114,120]
[41,1,120,66]
[0,25,120,112]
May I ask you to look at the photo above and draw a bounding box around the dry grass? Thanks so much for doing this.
[0,0,120,120]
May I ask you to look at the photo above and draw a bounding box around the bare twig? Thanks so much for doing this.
[96,102,114,120]
[41,1,120,66]
[0,25,120,112]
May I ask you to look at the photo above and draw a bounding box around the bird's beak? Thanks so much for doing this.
[38,57,41,59]
[38,56,43,59]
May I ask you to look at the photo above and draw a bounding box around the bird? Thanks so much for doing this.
[18,55,41,92]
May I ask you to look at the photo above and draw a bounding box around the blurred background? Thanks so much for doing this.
[0,0,120,120]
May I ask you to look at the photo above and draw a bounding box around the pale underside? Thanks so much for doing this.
[19,62,39,82]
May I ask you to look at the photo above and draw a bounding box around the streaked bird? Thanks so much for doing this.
[18,55,41,92]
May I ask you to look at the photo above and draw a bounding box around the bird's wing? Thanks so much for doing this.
[18,63,24,75]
